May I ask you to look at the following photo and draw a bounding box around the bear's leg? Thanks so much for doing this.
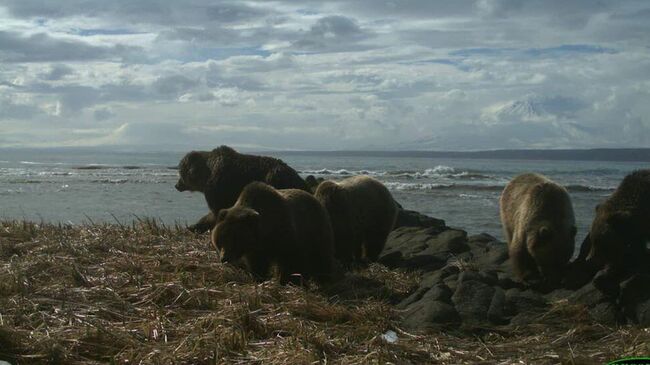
[246,254,272,281]
[509,232,540,283]
[278,260,309,285]
[188,211,216,233]
[363,228,391,262]
[335,236,358,264]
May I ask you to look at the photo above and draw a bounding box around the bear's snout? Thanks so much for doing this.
[175,181,187,192]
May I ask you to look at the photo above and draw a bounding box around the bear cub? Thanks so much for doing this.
[500,173,577,284]
[175,145,308,233]
[314,175,398,263]
[211,182,335,284]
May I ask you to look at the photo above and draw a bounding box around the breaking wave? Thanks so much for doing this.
[300,166,494,180]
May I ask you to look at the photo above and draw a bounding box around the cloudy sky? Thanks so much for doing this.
[1,0,649,151]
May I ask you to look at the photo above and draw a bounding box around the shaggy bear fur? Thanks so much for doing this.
[175,146,309,233]
[500,173,577,283]
[211,182,335,284]
[587,169,650,275]
[314,175,398,263]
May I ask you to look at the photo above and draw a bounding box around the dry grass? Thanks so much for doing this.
[0,220,648,364]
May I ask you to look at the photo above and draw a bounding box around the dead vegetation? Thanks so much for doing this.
[0,220,648,364]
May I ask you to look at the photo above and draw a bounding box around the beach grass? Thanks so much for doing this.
[0,220,648,364]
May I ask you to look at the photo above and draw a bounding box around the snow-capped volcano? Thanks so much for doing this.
[482,96,555,124]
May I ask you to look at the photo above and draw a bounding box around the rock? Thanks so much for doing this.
[424,230,470,256]
[619,274,650,323]
[468,233,498,245]
[443,274,459,293]
[397,286,431,310]
[394,209,446,229]
[636,298,650,326]
[473,242,510,268]
[488,287,509,325]
[380,227,468,271]
[497,274,523,290]
[569,282,610,307]
[452,280,496,323]
[458,270,498,286]
[402,300,461,329]
[420,265,460,288]
[505,289,548,315]
[398,255,447,272]
[422,283,453,304]
[589,302,620,325]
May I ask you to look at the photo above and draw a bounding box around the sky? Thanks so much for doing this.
[1,0,649,151]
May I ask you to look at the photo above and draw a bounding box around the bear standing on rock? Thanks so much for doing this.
[586,169,650,277]
[314,175,398,263]
[175,146,309,233]
[500,173,577,283]
[211,182,335,284]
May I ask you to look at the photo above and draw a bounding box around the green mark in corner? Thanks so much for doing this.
[607,357,650,365]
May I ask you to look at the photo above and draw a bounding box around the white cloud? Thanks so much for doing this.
[0,0,649,150]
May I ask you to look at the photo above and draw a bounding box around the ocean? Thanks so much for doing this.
[0,148,645,246]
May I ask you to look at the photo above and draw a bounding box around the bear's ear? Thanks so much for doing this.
[238,208,260,222]
[570,225,577,238]
[186,151,205,164]
[594,203,602,212]
[538,226,552,240]
[213,145,236,154]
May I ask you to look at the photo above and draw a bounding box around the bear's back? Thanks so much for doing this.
[339,175,394,209]
[280,189,333,240]
[501,173,573,230]
[236,182,289,218]
[607,169,650,214]
[279,188,335,278]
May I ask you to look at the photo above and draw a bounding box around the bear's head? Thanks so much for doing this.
[587,205,633,268]
[314,181,347,214]
[211,207,260,263]
[527,222,577,281]
[176,151,210,192]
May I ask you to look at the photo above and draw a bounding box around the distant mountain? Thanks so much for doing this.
[272,148,650,162]
[487,98,552,123]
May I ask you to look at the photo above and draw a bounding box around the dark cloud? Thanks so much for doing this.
[93,107,115,121]
[292,15,372,52]
[39,64,75,81]
[0,31,141,63]
[2,0,269,26]
[152,74,198,96]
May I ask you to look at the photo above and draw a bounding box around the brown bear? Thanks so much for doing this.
[175,146,309,233]
[586,169,650,275]
[305,175,325,193]
[314,175,398,263]
[211,182,335,284]
[499,173,577,283]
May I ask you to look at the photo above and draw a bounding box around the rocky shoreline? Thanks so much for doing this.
[385,209,650,330]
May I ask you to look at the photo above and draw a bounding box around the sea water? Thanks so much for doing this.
[0,148,645,246]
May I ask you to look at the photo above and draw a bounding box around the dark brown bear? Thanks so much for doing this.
[586,170,650,275]
[211,182,335,284]
[175,146,309,233]
[305,175,325,193]
[314,175,398,263]
[500,173,577,283]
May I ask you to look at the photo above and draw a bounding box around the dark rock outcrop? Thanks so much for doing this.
[379,211,650,330]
